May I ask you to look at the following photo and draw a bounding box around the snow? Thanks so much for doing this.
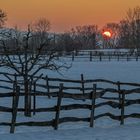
[42,61,140,83]
[1,124,140,140]
[1,60,140,139]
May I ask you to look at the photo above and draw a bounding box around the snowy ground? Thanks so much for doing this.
[2,124,140,140]
[1,60,140,139]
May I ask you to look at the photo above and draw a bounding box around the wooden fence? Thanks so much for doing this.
[0,72,140,133]
[61,50,140,62]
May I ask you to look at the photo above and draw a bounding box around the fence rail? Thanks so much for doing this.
[0,73,140,133]
[61,50,140,62]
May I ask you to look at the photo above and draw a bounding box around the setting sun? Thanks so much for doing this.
[102,31,112,38]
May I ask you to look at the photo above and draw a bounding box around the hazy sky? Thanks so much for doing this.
[0,0,140,32]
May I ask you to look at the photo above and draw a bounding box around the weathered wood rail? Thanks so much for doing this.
[0,72,140,133]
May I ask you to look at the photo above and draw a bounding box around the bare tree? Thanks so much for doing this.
[119,6,140,52]
[71,25,98,50]
[0,9,7,28]
[118,20,131,49]
[0,19,69,116]
[56,32,74,54]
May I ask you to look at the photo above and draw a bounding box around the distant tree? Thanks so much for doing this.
[118,20,131,48]
[30,18,51,53]
[71,25,98,50]
[56,32,74,54]
[0,9,7,28]
[0,18,69,116]
[119,6,140,52]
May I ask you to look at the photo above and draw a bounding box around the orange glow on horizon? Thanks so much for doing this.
[0,0,140,32]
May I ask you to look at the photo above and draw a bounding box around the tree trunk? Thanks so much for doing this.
[24,76,31,117]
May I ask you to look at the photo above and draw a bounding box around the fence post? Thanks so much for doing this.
[28,77,33,117]
[136,54,138,61]
[127,55,129,61]
[117,81,125,125]
[46,75,50,98]
[90,51,92,61]
[54,83,63,130]
[90,84,96,127]
[12,74,17,108]
[99,54,102,61]
[33,81,36,115]
[120,90,125,125]
[72,52,74,61]
[81,74,85,96]
[117,81,121,105]
[10,86,20,133]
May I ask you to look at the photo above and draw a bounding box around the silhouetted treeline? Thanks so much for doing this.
[0,6,140,55]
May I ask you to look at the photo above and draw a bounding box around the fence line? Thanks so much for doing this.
[0,73,140,133]
[1,72,140,88]
[62,50,140,62]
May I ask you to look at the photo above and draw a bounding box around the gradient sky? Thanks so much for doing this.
[0,0,140,32]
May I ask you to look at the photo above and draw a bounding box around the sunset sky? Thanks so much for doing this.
[0,0,140,32]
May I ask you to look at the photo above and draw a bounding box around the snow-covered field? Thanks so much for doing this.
[1,60,140,140]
